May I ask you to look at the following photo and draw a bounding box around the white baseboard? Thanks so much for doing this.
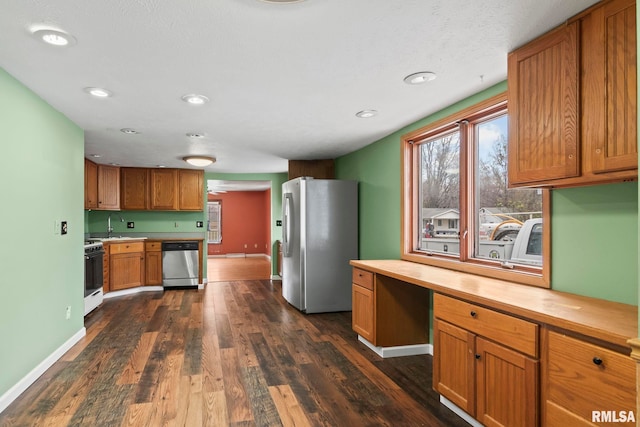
[440,395,483,427]
[103,286,163,299]
[357,335,433,358]
[0,327,86,414]
[271,274,282,280]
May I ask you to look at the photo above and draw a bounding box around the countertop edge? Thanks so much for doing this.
[351,259,638,350]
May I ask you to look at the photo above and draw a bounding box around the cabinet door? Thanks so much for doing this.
[352,284,375,343]
[178,169,204,211]
[97,165,121,210]
[110,252,144,291]
[507,22,579,186]
[433,319,476,416]
[582,0,637,174]
[84,159,98,209]
[475,337,538,427]
[150,169,178,210]
[145,250,162,285]
[121,168,149,210]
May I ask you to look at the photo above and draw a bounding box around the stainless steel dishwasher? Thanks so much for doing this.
[162,241,199,288]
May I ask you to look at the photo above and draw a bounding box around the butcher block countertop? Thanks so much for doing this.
[350,259,637,349]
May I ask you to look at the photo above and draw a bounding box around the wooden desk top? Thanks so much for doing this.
[351,259,638,349]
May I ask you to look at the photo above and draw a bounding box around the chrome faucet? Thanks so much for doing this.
[107,213,124,238]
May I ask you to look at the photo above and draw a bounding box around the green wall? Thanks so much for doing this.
[0,68,85,398]
[336,81,638,306]
[205,172,289,275]
[86,210,205,234]
[552,183,637,304]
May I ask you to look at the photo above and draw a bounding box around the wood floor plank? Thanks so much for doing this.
[175,375,203,427]
[220,348,253,424]
[242,366,282,427]
[268,385,312,427]
[117,331,159,385]
[119,402,154,427]
[203,390,228,427]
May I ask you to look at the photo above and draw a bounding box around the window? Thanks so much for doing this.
[403,93,549,287]
[207,201,222,244]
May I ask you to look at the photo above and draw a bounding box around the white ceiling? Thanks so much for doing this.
[0,0,598,174]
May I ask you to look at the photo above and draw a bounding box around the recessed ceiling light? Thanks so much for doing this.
[183,156,216,167]
[356,110,378,118]
[90,154,101,158]
[32,28,76,46]
[403,71,437,85]
[181,94,209,105]
[84,87,112,98]
[120,128,139,135]
[110,162,120,166]
[186,132,205,138]
[157,165,166,168]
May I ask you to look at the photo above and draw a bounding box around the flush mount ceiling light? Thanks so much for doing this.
[403,71,437,85]
[120,128,139,134]
[186,132,205,138]
[31,28,76,47]
[355,110,378,118]
[84,87,112,98]
[183,156,216,167]
[181,94,209,105]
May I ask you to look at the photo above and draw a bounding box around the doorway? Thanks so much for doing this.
[207,179,272,279]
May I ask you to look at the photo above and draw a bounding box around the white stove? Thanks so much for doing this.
[84,241,104,316]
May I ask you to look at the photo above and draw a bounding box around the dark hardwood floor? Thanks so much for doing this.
[0,280,467,427]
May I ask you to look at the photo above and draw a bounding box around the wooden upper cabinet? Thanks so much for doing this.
[178,169,204,211]
[120,167,149,210]
[97,164,120,210]
[508,22,580,186]
[84,159,98,209]
[508,0,638,188]
[150,168,178,210]
[581,0,637,175]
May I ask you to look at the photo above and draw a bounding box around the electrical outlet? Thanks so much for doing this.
[174,222,179,228]
[196,221,203,228]
[65,306,71,320]
[61,221,68,235]
[276,220,282,226]
[244,244,247,248]
[127,222,135,229]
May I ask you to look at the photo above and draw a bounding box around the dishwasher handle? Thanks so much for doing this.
[162,241,199,251]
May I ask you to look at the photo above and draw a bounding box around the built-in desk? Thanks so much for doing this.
[350,259,638,427]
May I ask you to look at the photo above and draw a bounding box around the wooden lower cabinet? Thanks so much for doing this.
[351,267,429,347]
[433,293,538,427]
[542,328,636,426]
[110,242,145,291]
[352,284,374,342]
[145,241,162,285]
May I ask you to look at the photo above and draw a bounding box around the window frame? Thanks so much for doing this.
[401,92,550,288]
[207,200,222,244]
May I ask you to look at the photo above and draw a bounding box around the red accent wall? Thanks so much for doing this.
[207,191,270,256]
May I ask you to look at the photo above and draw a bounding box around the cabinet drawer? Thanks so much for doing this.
[545,330,635,422]
[352,268,373,290]
[110,242,144,254]
[434,293,538,357]
[145,241,162,251]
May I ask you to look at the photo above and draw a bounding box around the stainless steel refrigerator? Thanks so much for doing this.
[281,177,358,313]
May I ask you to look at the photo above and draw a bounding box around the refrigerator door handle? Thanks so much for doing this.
[283,193,293,257]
